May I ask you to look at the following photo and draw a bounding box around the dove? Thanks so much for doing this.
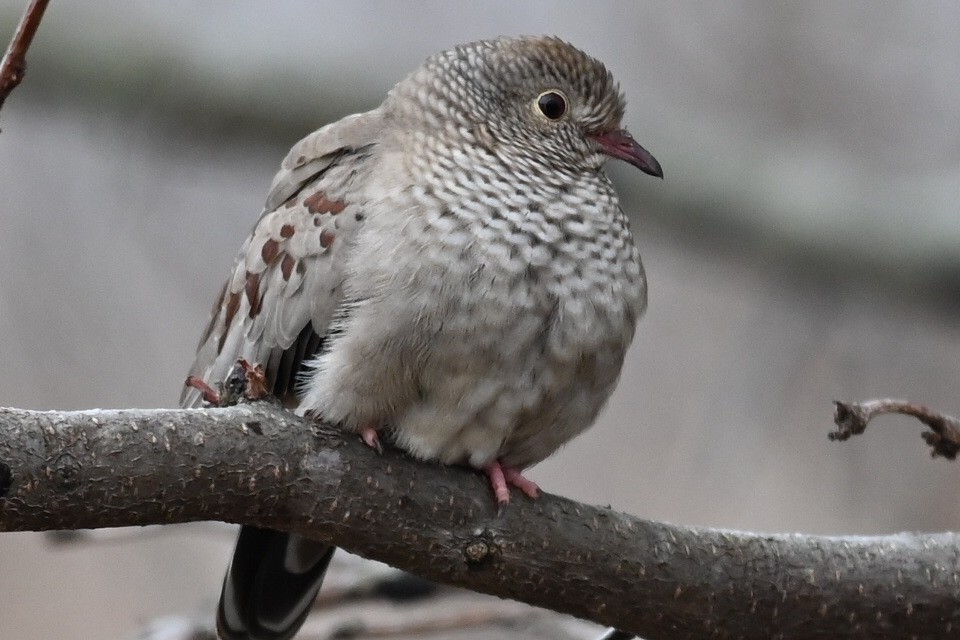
[182,35,661,640]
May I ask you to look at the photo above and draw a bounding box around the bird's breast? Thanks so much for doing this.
[309,160,644,468]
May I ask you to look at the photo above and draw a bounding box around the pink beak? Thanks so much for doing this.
[591,128,663,178]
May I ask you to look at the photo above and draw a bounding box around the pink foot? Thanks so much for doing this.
[359,425,382,453]
[503,465,540,499]
[483,461,511,505]
[482,460,541,505]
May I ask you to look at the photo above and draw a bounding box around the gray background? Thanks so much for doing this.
[1,2,958,638]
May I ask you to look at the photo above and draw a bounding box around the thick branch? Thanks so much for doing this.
[0,0,50,113]
[1,405,958,639]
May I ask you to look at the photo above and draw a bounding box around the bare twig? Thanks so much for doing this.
[830,398,960,459]
[0,0,50,113]
[2,404,960,639]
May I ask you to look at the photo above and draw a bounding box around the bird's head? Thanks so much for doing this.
[389,36,662,179]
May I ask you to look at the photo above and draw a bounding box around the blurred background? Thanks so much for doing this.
[1,2,958,639]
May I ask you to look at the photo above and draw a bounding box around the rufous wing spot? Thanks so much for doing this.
[245,272,262,317]
[319,229,336,248]
[218,291,242,353]
[304,191,346,215]
[261,238,280,264]
[281,254,295,281]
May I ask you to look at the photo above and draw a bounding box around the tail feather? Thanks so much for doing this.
[217,526,335,640]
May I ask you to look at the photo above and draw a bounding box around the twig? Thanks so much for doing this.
[830,398,960,459]
[0,0,50,113]
[2,404,960,638]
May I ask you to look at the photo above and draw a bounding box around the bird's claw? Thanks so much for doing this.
[360,425,382,453]
[483,460,541,505]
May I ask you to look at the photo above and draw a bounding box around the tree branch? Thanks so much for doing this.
[831,398,960,460]
[0,0,50,113]
[1,404,958,639]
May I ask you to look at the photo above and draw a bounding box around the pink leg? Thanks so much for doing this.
[502,465,540,499]
[482,460,541,504]
[359,425,382,453]
[483,461,511,505]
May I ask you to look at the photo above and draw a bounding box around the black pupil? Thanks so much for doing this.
[538,92,566,120]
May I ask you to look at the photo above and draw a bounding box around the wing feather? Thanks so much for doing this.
[181,111,380,408]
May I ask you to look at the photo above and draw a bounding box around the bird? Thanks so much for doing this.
[181,35,662,640]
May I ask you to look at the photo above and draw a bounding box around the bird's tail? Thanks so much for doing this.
[217,526,335,640]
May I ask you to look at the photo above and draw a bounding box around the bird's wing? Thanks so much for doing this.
[181,111,379,408]
[193,110,381,640]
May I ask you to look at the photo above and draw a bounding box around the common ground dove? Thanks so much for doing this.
[182,35,661,640]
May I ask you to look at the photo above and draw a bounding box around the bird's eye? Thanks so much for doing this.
[536,90,568,120]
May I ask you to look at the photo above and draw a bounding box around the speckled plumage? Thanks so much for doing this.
[184,36,660,640]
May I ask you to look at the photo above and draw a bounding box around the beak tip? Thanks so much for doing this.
[592,129,664,180]
[644,160,664,179]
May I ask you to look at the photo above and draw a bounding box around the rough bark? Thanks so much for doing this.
[0,404,958,639]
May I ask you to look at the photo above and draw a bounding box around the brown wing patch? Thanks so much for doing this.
[219,291,242,352]
[261,239,280,264]
[319,229,336,248]
[281,254,295,281]
[245,272,262,317]
[304,191,346,215]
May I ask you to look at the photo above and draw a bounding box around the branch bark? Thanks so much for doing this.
[0,0,50,113]
[1,404,958,639]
